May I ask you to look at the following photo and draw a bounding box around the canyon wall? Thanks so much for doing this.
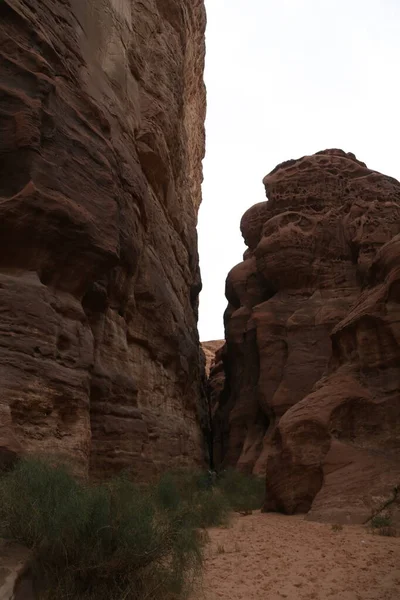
[201,340,224,377]
[212,150,400,522]
[0,0,207,478]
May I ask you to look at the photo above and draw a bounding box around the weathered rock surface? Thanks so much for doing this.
[212,149,400,522]
[0,0,207,478]
[201,340,224,377]
[0,541,34,600]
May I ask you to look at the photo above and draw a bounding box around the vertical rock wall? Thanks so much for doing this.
[213,150,400,522]
[0,0,207,478]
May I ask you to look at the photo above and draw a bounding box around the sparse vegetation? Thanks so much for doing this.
[331,523,343,532]
[0,459,265,600]
[369,514,398,537]
[154,469,231,529]
[0,460,204,599]
[377,526,398,537]
[154,467,265,525]
[216,468,265,513]
[370,514,392,529]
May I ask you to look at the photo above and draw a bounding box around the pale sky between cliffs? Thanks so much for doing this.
[198,0,400,341]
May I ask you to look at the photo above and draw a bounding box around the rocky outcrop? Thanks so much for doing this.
[201,340,224,377]
[212,149,400,522]
[0,541,34,600]
[0,0,207,478]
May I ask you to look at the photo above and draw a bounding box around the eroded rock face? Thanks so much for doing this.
[212,149,400,522]
[201,340,224,377]
[0,541,34,600]
[0,0,207,478]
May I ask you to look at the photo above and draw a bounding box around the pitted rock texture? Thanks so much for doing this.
[0,0,207,478]
[212,149,400,522]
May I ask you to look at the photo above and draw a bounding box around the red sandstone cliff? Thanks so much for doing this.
[212,150,400,522]
[0,0,207,478]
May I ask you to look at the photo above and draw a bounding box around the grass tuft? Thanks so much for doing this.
[0,459,203,599]
[216,469,265,513]
[0,460,266,599]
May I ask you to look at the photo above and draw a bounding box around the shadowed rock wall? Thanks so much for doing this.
[0,0,207,478]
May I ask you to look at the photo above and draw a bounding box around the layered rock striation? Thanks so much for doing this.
[0,0,207,478]
[212,149,400,522]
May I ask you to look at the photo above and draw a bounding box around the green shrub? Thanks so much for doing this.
[154,468,265,521]
[154,470,210,509]
[370,514,392,529]
[216,469,265,513]
[194,488,231,528]
[0,459,204,600]
[0,460,266,599]
[154,470,230,528]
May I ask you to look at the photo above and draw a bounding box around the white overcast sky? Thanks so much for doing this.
[197,0,400,341]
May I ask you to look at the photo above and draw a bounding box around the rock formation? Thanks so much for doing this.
[201,340,224,377]
[212,149,400,522]
[0,0,207,478]
[0,541,34,600]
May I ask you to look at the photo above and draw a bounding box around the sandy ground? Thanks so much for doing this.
[193,512,400,600]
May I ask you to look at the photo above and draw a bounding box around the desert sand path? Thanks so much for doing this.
[194,512,400,600]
